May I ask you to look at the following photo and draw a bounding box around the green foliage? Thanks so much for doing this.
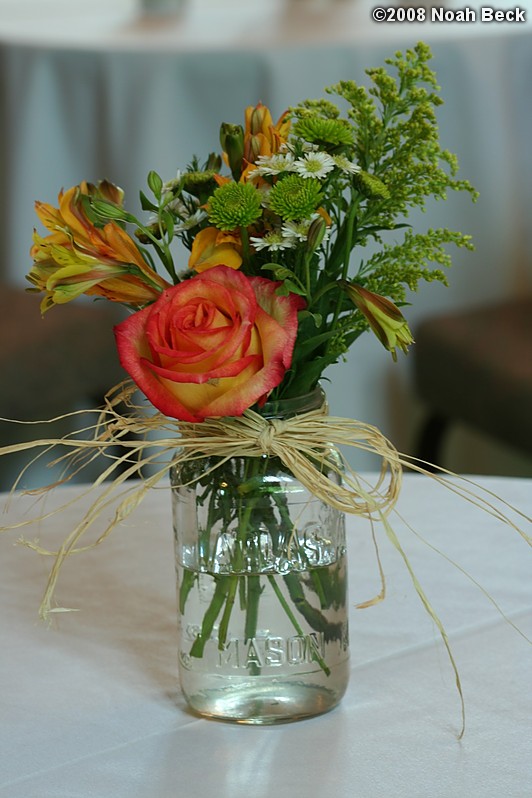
[274,41,477,397]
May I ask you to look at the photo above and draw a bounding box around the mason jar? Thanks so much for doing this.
[170,385,349,723]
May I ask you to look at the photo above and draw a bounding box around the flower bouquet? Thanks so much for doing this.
[3,42,503,728]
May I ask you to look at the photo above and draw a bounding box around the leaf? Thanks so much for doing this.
[284,280,307,296]
[261,263,292,280]
[162,210,175,243]
[262,263,306,294]
[298,310,323,328]
[139,191,158,212]
[293,330,337,360]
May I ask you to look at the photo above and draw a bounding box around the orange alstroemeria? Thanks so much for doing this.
[188,227,243,273]
[244,103,291,161]
[28,181,170,312]
[240,103,291,181]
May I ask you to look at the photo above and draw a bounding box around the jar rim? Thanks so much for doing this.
[259,383,326,419]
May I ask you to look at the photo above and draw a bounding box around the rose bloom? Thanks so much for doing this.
[114,265,305,422]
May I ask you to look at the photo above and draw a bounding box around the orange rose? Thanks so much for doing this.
[114,266,305,422]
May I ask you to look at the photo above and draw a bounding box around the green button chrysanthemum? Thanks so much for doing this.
[353,171,390,200]
[182,170,218,198]
[268,175,323,221]
[208,182,263,231]
[293,117,354,149]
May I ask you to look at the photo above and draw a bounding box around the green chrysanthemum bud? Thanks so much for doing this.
[268,175,323,221]
[208,181,262,231]
[293,116,354,149]
[182,170,218,199]
[353,171,390,200]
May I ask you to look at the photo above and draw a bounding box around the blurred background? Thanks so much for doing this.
[1,0,531,487]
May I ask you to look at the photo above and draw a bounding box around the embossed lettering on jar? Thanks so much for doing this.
[171,386,350,723]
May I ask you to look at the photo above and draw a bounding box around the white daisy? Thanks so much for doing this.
[332,154,361,175]
[256,183,272,207]
[250,230,296,252]
[250,153,296,178]
[282,213,331,246]
[281,219,312,243]
[174,209,208,232]
[293,152,335,180]
[165,196,188,216]
[162,170,182,190]
[279,141,319,156]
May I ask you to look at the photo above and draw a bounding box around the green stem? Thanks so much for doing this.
[326,191,359,352]
[271,489,341,642]
[267,575,330,677]
[309,279,339,309]
[244,574,262,676]
[179,567,196,614]
[217,575,239,650]
[283,572,342,643]
[132,216,177,280]
[303,252,312,298]
[240,226,251,269]
[213,457,267,659]
[189,577,229,658]
[309,569,328,610]
[244,575,262,642]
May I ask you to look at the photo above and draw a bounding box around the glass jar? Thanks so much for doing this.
[170,386,349,723]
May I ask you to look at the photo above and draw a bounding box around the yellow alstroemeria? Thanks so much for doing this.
[188,227,243,273]
[341,282,415,361]
[29,182,170,312]
[29,240,167,312]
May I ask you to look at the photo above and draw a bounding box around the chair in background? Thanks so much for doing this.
[412,297,532,469]
[0,284,127,487]
[0,284,126,420]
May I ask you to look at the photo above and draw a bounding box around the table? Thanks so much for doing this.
[0,473,530,797]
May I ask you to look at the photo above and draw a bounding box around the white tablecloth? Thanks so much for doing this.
[0,474,530,797]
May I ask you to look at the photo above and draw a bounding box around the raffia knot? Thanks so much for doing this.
[256,418,286,455]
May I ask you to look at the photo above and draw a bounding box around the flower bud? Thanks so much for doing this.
[306,216,327,253]
[205,152,222,173]
[340,281,414,360]
[248,102,273,136]
[244,134,263,165]
[352,171,390,200]
[220,123,245,180]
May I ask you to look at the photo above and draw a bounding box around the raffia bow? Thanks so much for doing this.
[1,380,530,738]
[176,401,402,518]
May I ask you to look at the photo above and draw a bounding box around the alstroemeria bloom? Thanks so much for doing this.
[114,265,305,422]
[188,227,243,273]
[28,182,169,312]
[341,282,414,360]
[241,103,291,181]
